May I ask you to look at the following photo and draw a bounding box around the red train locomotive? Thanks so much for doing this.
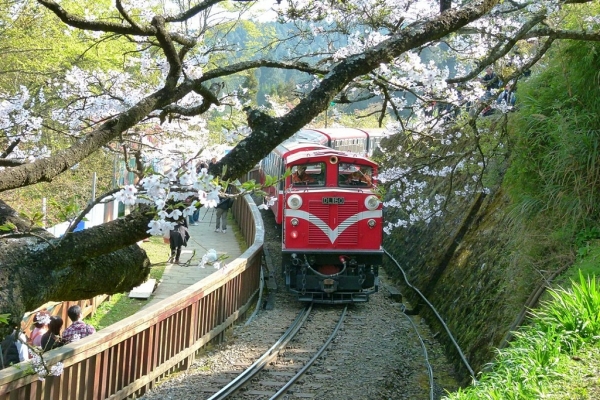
[260,128,384,303]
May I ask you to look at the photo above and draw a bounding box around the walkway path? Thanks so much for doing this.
[144,210,244,308]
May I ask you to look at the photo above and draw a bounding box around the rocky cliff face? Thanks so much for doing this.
[383,188,545,382]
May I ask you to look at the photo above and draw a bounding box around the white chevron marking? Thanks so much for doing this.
[286,209,381,243]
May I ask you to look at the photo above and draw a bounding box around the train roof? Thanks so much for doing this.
[272,141,329,158]
[285,148,377,167]
[271,127,384,160]
[301,127,369,140]
[284,130,328,145]
[363,128,386,137]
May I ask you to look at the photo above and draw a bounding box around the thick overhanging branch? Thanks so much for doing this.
[0,83,192,193]
[51,206,153,262]
[0,199,151,329]
[152,16,183,89]
[216,0,500,181]
[525,27,600,41]
[0,199,152,262]
[0,159,24,167]
[37,0,194,46]
[199,59,330,82]
[38,0,156,36]
[165,0,226,23]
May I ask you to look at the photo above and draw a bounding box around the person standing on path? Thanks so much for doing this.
[169,218,190,263]
[215,195,234,233]
[186,195,200,226]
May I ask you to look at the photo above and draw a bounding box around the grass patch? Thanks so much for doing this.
[230,213,248,253]
[85,293,147,330]
[143,236,169,281]
[445,270,600,399]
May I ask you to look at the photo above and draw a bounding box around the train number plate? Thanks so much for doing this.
[322,197,345,204]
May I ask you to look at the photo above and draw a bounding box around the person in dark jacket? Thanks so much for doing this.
[481,67,500,92]
[169,219,190,264]
[214,195,234,233]
[496,84,516,107]
[41,316,65,352]
[0,331,22,369]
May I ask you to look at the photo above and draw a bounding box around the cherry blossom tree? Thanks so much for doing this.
[0,0,599,332]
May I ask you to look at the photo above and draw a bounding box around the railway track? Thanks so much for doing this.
[208,304,347,399]
[139,206,459,400]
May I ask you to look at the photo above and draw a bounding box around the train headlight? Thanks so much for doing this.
[290,218,299,226]
[368,219,376,227]
[364,195,380,210]
[287,195,302,209]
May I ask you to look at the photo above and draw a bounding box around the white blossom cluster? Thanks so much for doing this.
[30,354,64,381]
[140,168,222,238]
[0,0,585,243]
[52,67,157,132]
[378,115,498,233]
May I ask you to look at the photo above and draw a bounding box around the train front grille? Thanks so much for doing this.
[308,200,358,245]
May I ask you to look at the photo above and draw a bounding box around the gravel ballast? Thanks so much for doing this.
[139,207,459,399]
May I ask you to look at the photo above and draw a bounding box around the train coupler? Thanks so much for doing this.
[321,278,338,293]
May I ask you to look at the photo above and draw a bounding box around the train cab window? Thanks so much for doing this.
[291,163,325,186]
[338,163,373,187]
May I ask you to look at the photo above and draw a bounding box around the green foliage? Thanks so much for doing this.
[532,272,600,351]
[505,41,600,246]
[49,199,83,224]
[4,151,114,227]
[0,0,137,93]
[575,227,600,258]
[445,272,600,399]
[0,222,16,232]
[0,314,10,325]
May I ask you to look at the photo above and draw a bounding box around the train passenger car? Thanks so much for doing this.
[261,137,384,303]
[362,128,385,157]
[301,127,369,154]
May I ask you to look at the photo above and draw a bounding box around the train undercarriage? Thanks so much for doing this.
[282,250,382,304]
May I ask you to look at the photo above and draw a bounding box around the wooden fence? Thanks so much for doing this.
[22,296,111,340]
[0,193,264,399]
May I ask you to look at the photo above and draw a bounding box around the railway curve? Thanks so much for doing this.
[139,207,459,400]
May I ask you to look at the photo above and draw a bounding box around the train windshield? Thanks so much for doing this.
[338,163,373,187]
[291,163,325,186]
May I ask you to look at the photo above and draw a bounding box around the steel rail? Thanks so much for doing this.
[207,304,313,400]
[270,305,348,399]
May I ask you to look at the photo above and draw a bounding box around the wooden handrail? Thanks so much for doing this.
[0,193,264,399]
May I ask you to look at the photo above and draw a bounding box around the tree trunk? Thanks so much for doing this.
[0,200,152,336]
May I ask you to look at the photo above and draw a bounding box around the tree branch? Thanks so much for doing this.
[37,0,154,36]
[152,16,183,89]
[447,13,545,84]
[217,0,501,180]
[165,0,225,23]
[37,0,195,46]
